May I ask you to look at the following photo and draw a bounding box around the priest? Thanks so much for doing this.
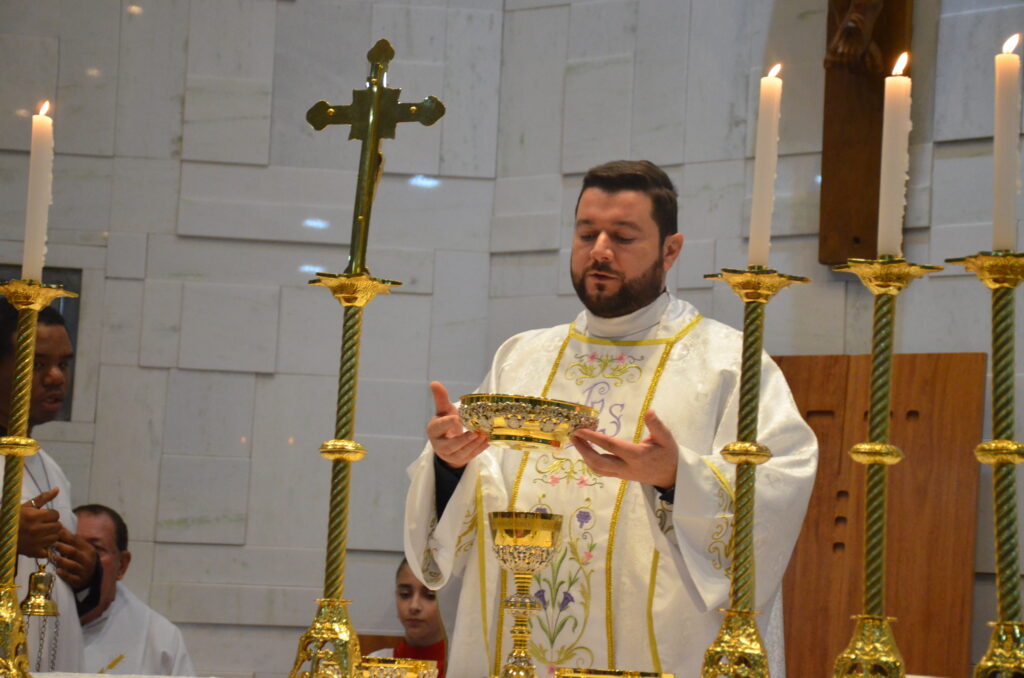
[404,160,818,677]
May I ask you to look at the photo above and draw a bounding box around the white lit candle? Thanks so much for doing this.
[748,63,782,268]
[877,53,912,258]
[22,101,53,281]
[993,33,1021,251]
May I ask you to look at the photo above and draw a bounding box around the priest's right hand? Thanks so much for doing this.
[18,488,61,558]
[427,381,488,469]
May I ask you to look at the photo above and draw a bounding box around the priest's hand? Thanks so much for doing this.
[572,410,678,489]
[427,381,488,470]
[53,527,97,591]
[18,488,62,558]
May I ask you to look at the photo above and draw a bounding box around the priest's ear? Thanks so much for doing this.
[114,550,132,581]
[662,233,684,272]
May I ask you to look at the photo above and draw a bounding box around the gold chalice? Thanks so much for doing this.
[358,656,438,678]
[489,511,563,678]
[554,669,673,678]
[460,394,598,452]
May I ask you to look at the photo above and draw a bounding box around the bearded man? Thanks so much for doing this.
[404,160,818,678]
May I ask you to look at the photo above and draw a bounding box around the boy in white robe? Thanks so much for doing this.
[405,160,818,678]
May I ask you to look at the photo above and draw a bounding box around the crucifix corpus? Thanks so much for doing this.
[289,38,445,678]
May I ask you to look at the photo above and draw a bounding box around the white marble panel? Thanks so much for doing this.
[178,162,356,245]
[377,59,445,176]
[894,275,991,356]
[497,5,570,177]
[567,0,636,61]
[156,455,250,544]
[929,223,988,277]
[371,174,493,252]
[32,421,94,444]
[67,266,104,424]
[115,0,189,159]
[122,539,154,602]
[100,279,143,366]
[558,174,585,251]
[50,155,113,233]
[178,282,280,373]
[491,213,563,252]
[0,1,59,34]
[908,0,939,145]
[676,239,715,289]
[275,285,343,376]
[678,159,745,241]
[53,0,119,157]
[0,34,58,152]
[90,365,168,543]
[934,5,1024,142]
[152,544,321,586]
[0,153,29,238]
[747,0,824,68]
[186,0,275,79]
[440,8,501,178]
[356,378,434,440]
[360,294,432,382]
[150,581,316,626]
[557,247,575,296]
[106,232,147,279]
[246,373,335,549]
[348,433,422,551]
[492,175,562,250]
[743,60,824,157]
[38,440,91,508]
[449,0,502,8]
[491,251,560,298]
[931,140,995,227]
[429,250,490,384]
[182,75,272,165]
[906,143,933,229]
[505,0,568,8]
[0,238,105,270]
[683,0,749,163]
[487,295,584,357]
[181,624,316,678]
[164,369,255,458]
[140,279,182,368]
[269,0,371,171]
[743,153,821,239]
[631,0,687,165]
[146,234,435,292]
[562,54,633,174]
[371,4,447,63]
[110,157,181,234]
[494,174,562,215]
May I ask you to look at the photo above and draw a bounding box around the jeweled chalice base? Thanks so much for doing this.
[459,393,599,452]
[554,669,673,678]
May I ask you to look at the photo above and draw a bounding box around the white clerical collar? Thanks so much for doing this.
[583,292,671,340]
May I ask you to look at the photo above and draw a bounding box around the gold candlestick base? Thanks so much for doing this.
[834,257,942,294]
[947,251,1024,290]
[701,609,768,678]
[290,598,362,678]
[310,271,401,308]
[0,586,27,678]
[833,616,903,678]
[704,267,809,304]
[974,621,1024,678]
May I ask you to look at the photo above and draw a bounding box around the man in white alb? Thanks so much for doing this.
[76,503,195,675]
[404,160,818,678]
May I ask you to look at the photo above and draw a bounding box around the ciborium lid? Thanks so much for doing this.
[459,393,598,452]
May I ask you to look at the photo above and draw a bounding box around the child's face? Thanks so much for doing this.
[396,564,443,646]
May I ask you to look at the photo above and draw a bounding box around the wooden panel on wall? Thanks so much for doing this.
[778,353,985,677]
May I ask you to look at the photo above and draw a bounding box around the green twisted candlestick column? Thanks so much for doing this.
[701,267,808,678]
[947,252,1024,677]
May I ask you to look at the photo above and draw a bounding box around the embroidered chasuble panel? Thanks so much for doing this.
[777,353,984,678]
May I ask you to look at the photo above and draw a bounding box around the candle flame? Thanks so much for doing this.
[892,52,909,76]
[1004,34,1020,54]
[39,101,49,116]
[767,63,781,78]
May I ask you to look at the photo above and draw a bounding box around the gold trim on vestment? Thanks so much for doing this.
[700,458,735,502]
[647,551,662,673]
[475,474,491,667]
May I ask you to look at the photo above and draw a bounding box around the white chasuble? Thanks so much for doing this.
[405,294,818,678]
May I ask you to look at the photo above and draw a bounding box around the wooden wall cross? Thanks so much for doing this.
[819,0,914,265]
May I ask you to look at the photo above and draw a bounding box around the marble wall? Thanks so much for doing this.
[0,0,1017,675]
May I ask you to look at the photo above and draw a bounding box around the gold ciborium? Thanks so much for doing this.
[554,669,673,678]
[460,394,598,452]
[358,657,438,678]
[489,511,563,678]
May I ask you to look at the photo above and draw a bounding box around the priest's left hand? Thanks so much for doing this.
[572,410,678,489]
[52,527,98,591]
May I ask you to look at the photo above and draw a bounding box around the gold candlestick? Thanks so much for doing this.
[701,267,808,678]
[947,251,1024,677]
[832,257,940,678]
[289,39,444,678]
[0,280,76,678]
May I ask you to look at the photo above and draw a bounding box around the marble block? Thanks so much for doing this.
[744,60,824,157]
[347,433,421,552]
[429,249,490,384]
[38,440,91,509]
[764,278,846,356]
[494,174,562,215]
[931,139,1008,228]
[0,153,29,238]
[153,543,322,587]
[894,276,990,356]
[50,154,113,233]
[929,223,988,277]
[164,369,255,458]
[182,75,272,165]
[121,539,154,602]
[360,294,431,382]
[567,0,637,61]
[0,1,60,35]
[934,5,1024,142]
[905,143,933,229]
[115,0,189,159]
[491,251,560,298]
[186,0,275,79]
[275,284,344,377]
[372,174,493,253]
[178,281,280,373]
[679,159,745,241]
[156,455,250,545]
[54,0,120,157]
[150,581,315,626]
[90,365,168,543]
[356,378,435,440]
[180,624,316,678]
[375,59,445,176]
[0,33,58,153]
[744,153,822,238]
[371,4,447,63]
[100,279,143,367]
[106,232,147,279]
[440,8,502,178]
[110,157,181,234]
[632,0,688,166]
[140,279,183,368]
[676,239,715,289]
[562,54,633,174]
[71,267,104,423]
[497,5,570,177]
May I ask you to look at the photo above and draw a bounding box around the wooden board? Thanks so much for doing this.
[778,353,985,677]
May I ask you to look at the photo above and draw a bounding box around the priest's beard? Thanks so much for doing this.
[571,255,666,318]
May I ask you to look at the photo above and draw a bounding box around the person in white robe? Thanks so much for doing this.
[76,504,195,676]
[405,160,818,678]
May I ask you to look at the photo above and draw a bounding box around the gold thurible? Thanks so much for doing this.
[832,257,940,678]
[289,38,444,678]
[701,267,808,678]
[947,251,1024,677]
[0,280,76,678]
